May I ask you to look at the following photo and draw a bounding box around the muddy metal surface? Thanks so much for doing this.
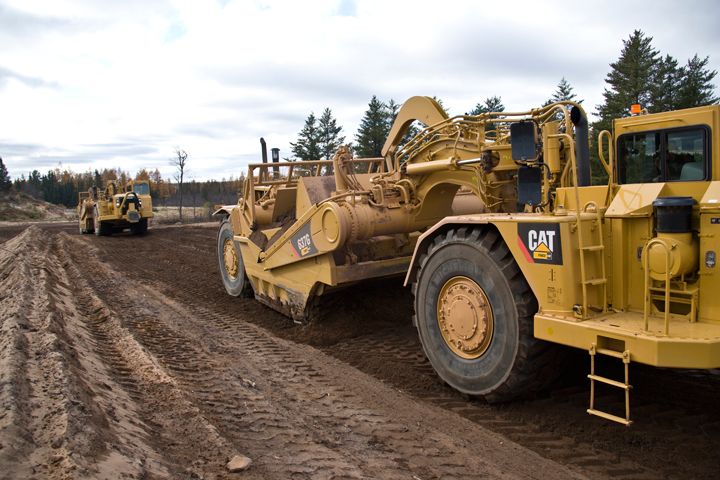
[1,222,719,479]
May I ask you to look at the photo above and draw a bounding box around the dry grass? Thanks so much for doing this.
[151,205,214,225]
[0,191,74,222]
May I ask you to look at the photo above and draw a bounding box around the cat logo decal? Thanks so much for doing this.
[517,223,563,265]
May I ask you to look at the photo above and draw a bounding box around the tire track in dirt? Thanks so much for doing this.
[51,236,242,479]
[88,227,647,478]
[61,229,582,480]
[1,226,243,479]
[0,228,50,479]
[72,224,720,479]
[76,228,638,478]
[1,226,165,479]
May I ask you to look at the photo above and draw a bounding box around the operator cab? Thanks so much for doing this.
[617,126,709,184]
[128,181,150,195]
[614,104,714,185]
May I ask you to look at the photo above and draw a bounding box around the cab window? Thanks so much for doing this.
[617,126,709,184]
[133,183,150,195]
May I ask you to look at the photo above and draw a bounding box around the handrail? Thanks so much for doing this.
[642,238,672,334]
[597,130,614,178]
[248,158,384,186]
[597,129,617,207]
[247,157,383,170]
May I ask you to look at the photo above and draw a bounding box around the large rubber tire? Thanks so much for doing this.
[130,218,148,235]
[217,220,253,297]
[414,227,560,402]
[94,207,112,236]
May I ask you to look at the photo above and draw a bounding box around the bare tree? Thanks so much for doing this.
[171,148,188,222]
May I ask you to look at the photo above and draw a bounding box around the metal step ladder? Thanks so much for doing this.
[576,202,608,318]
[587,344,632,425]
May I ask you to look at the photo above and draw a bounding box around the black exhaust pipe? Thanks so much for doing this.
[570,106,591,187]
[260,137,268,164]
[271,147,280,178]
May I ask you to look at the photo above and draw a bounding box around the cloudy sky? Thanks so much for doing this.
[1,0,718,182]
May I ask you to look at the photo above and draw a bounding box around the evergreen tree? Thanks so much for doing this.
[594,30,659,132]
[290,112,322,160]
[544,77,582,105]
[317,108,345,160]
[676,54,719,109]
[387,98,400,119]
[468,96,505,134]
[354,95,391,157]
[468,96,505,115]
[650,54,681,112]
[93,169,102,187]
[431,96,449,116]
[0,157,11,192]
[28,170,41,197]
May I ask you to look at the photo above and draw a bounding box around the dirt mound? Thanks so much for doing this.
[0,226,173,479]
[0,191,73,222]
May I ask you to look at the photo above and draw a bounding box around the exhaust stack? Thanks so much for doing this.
[271,148,280,178]
[260,137,268,164]
[570,106,591,187]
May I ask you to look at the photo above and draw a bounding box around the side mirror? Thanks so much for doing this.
[510,121,539,162]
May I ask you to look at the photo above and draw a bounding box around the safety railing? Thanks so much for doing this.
[642,239,672,335]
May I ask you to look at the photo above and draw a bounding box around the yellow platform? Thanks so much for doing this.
[535,311,720,368]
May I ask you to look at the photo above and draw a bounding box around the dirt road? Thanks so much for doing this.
[1,222,718,479]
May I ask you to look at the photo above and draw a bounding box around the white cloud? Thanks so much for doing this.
[0,0,718,181]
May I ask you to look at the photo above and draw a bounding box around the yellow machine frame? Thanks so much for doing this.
[218,99,720,424]
[78,180,154,236]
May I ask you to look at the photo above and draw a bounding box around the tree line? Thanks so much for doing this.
[6,164,244,209]
[291,29,716,177]
[1,30,716,206]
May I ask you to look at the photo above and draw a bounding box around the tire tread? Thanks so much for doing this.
[413,225,563,403]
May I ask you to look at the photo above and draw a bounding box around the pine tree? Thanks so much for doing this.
[676,54,719,109]
[0,157,11,192]
[649,54,681,112]
[468,96,505,134]
[354,96,391,157]
[290,112,322,160]
[594,30,659,132]
[93,169,102,187]
[317,108,345,160]
[431,96,449,116]
[544,77,582,105]
[387,98,400,119]
[468,96,505,115]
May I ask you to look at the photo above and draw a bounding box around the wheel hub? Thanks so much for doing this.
[223,238,239,279]
[437,276,494,359]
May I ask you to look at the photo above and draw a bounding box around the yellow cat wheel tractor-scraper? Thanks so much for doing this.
[216,97,720,424]
[78,180,153,236]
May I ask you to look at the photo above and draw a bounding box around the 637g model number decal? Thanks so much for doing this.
[290,223,318,258]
